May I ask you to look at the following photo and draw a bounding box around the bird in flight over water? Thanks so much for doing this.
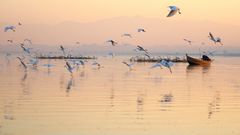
[167,6,181,17]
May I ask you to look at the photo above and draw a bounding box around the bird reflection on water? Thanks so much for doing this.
[159,93,173,112]
[66,76,74,96]
[208,91,221,119]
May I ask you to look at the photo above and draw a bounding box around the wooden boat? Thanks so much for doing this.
[186,54,212,66]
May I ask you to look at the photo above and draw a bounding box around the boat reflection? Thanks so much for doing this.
[186,65,210,74]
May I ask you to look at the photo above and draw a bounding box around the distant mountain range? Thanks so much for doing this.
[1,16,240,54]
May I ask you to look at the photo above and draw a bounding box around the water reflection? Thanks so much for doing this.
[3,100,15,121]
[159,93,173,111]
[136,91,145,121]
[0,56,240,135]
[66,76,74,96]
[208,91,221,119]
[79,71,86,78]
[20,72,31,97]
[186,65,210,74]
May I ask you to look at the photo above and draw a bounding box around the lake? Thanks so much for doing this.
[0,55,240,135]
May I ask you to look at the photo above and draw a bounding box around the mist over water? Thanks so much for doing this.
[0,55,240,135]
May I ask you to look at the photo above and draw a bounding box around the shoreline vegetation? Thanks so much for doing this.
[35,55,187,63]
[130,56,187,63]
[37,56,97,60]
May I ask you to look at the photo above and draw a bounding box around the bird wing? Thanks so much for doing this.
[122,62,130,67]
[209,32,216,41]
[167,9,177,17]
[151,63,162,69]
[160,60,168,67]
[66,62,71,69]
[4,27,9,32]
[161,60,174,67]
[169,6,177,10]
[137,45,144,50]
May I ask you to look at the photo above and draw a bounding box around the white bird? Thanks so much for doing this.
[215,37,223,45]
[77,60,85,66]
[60,45,66,55]
[167,6,181,17]
[138,28,146,33]
[183,39,193,45]
[122,61,134,70]
[20,45,32,54]
[160,60,174,73]
[92,61,101,66]
[28,58,39,66]
[70,59,85,68]
[92,61,103,69]
[4,26,16,32]
[65,61,74,73]
[122,33,132,38]
[136,45,148,54]
[208,32,223,45]
[106,40,118,46]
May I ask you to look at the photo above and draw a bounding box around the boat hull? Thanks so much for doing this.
[186,55,211,66]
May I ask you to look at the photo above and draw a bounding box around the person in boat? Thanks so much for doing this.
[202,55,211,61]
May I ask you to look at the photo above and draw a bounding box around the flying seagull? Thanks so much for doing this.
[208,32,223,45]
[183,39,193,45]
[122,33,132,38]
[4,26,16,32]
[20,44,32,54]
[92,61,103,69]
[28,58,39,67]
[107,40,118,46]
[65,61,74,73]
[138,28,146,33]
[60,45,66,55]
[136,45,149,54]
[18,22,22,26]
[122,61,134,70]
[167,6,181,17]
[160,60,174,73]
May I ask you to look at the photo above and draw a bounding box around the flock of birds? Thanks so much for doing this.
[2,6,224,75]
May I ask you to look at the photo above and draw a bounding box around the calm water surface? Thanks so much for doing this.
[0,55,240,135]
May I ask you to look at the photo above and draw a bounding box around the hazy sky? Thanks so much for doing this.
[1,0,240,49]
[1,0,240,25]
